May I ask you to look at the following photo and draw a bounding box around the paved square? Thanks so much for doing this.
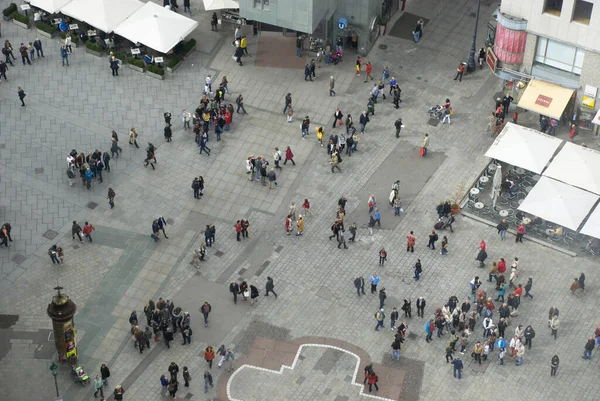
[0,1,599,401]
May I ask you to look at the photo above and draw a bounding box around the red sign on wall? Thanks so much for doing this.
[535,95,553,108]
[486,47,497,73]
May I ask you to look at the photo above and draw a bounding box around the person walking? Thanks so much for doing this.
[330,151,341,173]
[369,273,380,294]
[182,367,191,387]
[354,277,365,296]
[378,288,387,309]
[283,146,295,165]
[60,45,69,66]
[283,93,292,114]
[406,231,415,252]
[333,107,343,129]
[225,348,235,372]
[107,188,116,209]
[265,276,278,297]
[497,219,508,240]
[113,386,125,401]
[17,87,26,106]
[420,134,430,157]
[200,302,211,327]
[230,280,239,304]
[167,379,178,398]
[524,325,535,349]
[379,248,387,266]
[524,278,533,298]
[83,222,95,242]
[391,337,401,361]
[93,375,104,398]
[100,364,111,387]
[235,94,247,114]
[329,76,336,96]
[374,308,385,331]
[394,118,403,138]
[390,307,399,329]
[72,221,83,242]
[203,371,214,393]
[204,346,215,369]
[551,355,560,376]
[109,56,119,76]
[337,228,348,249]
[296,215,304,236]
[427,230,438,250]
[364,61,374,82]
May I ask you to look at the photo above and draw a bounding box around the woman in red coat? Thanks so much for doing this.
[284,146,295,165]
[225,110,232,131]
[367,372,379,392]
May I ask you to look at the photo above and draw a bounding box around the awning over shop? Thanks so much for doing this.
[518,176,599,231]
[114,2,198,54]
[484,122,563,174]
[29,0,74,14]
[580,204,600,239]
[517,79,574,120]
[543,142,600,195]
[202,0,239,11]
[60,0,144,33]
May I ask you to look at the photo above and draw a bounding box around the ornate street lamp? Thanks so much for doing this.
[467,0,483,73]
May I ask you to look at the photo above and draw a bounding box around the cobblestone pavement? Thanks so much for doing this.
[0,0,599,400]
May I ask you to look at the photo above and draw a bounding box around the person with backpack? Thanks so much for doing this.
[427,230,439,250]
[273,147,282,170]
[330,151,341,173]
[235,94,247,114]
[378,248,387,266]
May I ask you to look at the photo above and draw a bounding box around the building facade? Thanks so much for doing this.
[496,0,600,124]
[239,0,396,55]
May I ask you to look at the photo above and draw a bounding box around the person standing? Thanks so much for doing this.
[347,277,358,297]
[273,147,282,170]
[107,188,116,209]
[364,61,373,82]
[374,308,385,331]
[211,12,218,31]
[109,56,119,76]
[72,221,83,242]
[33,38,44,58]
[416,297,426,318]
[549,315,560,339]
[378,288,387,309]
[497,219,508,240]
[159,375,169,395]
[516,223,526,242]
[378,248,387,266]
[406,231,415,253]
[100,364,111,387]
[390,307,399,329]
[369,273,380,294]
[129,127,140,148]
[200,302,211,327]
[60,45,69,66]
[551,355,560,376]
[394,118,403,138]
[113,386,125,401]
[167,379,178,397]
[183,0,191,15]
[333,108,343,129]
[391,337,401,360]
[337,228,348,249]
[283,146,295,165]
[225,348,235,372]
[330,151,341,173]
[583,337,595,360]
[421,134,430,157]
[329,76,336,96]
[453,63,465,82]
[427,230,438,250]
[296,215,304,236]
[359,111,370,133]
[304,64,312,81]
[17,87,26,106]
[451,357,463,379]
[235,220,242,241]
[265,276,278,297]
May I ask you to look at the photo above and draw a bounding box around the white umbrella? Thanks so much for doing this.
[202,0,239,11]
[491,165,502,209]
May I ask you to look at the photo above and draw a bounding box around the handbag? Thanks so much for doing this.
[338,119,343,126]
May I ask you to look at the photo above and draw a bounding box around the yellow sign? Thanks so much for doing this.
[582,95,595,109]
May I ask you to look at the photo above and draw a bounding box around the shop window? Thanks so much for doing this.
[535,37,584,75]
[572,0,593,24]
[254,0,269,10]
[544,0,563,16]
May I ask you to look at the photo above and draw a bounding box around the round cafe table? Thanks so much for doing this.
[532,175,541,181]
[470,188,480,196]
[474,202,484,210]
[480,176,489,185]
[521,217,531,225]
[499,210,509,217]
[515,168,525,175]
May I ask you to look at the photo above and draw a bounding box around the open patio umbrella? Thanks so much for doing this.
[202,0,239,11]
[491,165,502,210]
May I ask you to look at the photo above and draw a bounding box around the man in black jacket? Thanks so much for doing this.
[354,277,365,296]
[416,297,426,318]
[265,276,278,297]
[230,280,239,304]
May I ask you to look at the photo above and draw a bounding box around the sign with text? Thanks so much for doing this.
[486,47,497,74]
[131,48,140,55]
[535,94,552,108]
[20,4,31,10]
[154,57,164,63]
[69,24,78,30]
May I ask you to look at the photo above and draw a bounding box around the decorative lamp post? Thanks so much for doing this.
[467,0,483,73]
[46,286,78,364]
[49,362,60,397]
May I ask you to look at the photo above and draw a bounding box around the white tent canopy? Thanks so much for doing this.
[114,2,198,53]
[580,204,600,239]
[29,0,74,14]
[518,176,599,230]
[543,142,600,195]
[202,0,240,10]
[485,123,563,174]
[60,0,143,33]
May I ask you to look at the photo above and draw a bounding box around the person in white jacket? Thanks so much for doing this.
[482,317,494,338]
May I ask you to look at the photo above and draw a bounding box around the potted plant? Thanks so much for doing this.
[450,184,467,215]
[113,51,127,64]
[182,38,196,56]
[36,21,55,38]
[2,3,16,21]
[146,64,164,80]
[11,11,30,29]
[166,55,182,73]
[85,41,103,57]
[126,57,145,73]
